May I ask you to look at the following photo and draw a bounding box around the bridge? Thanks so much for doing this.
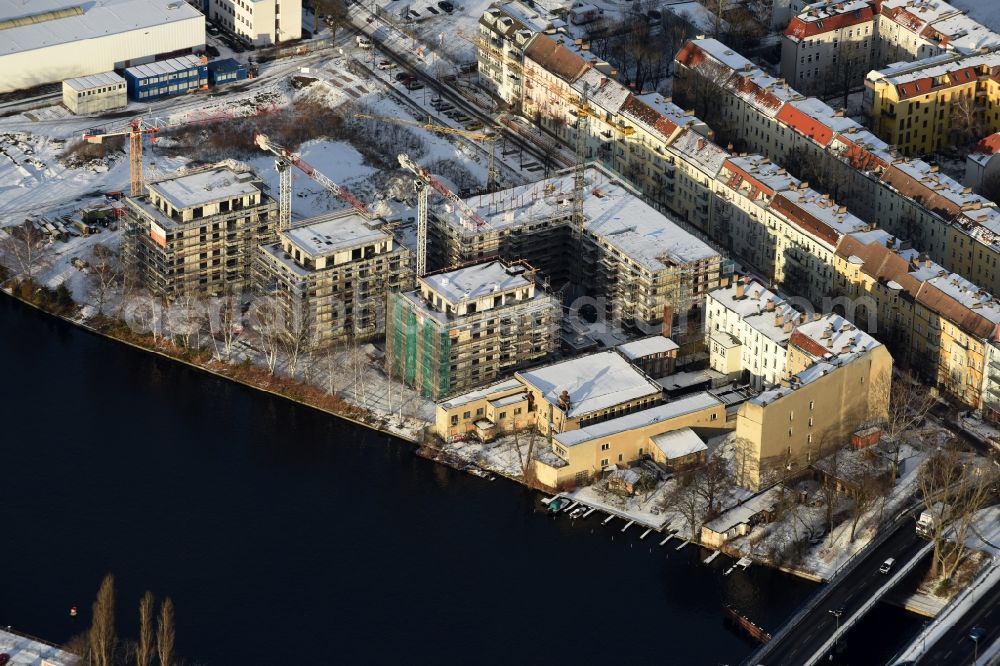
[745,509,929,665]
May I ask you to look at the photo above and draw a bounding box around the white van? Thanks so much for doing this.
[879,558,895,574]
[356,35,372,49]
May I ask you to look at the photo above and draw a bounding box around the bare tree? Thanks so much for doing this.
[667,469,705,542]
[0,221,48,286]
[872,369,935,479]
[731,436,759,490]
[87,243,123,316]
[207,290,244,361]
[137,591,156,666]
[918,444,966,578]
[950,90,985,148]
[248,296,285,375]
[845,453,891,542]
[814,441,845,542]
[310,0,348,39]
[88,574,116,666]
[693,453,733,518]
[157,597,176,666]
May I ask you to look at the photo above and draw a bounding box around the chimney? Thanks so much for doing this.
[826,337,834,349]
[558,389,572,412]
[774,311,783,327]
[812,312,821,321]
[765,298,776,312]
[697,138,706,150]
[752,289,761,300]
[783,318,794,333]
[841,344,853,354]
[929,164,939,173]
[735,280,746,299]
[798,313,806,325]
[886,235,895,248]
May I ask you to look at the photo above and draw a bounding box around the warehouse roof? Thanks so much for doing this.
[650,427,708,460]
[63,70,125,91]
[0,0,203,57]
[518,350,662,419]
[616,335,679,360]
[150,166,260,211]
[421,260,531,304]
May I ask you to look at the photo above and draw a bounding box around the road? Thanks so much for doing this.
[913,574,1000,665]
[757,518,926,665]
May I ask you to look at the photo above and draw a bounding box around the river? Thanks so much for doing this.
[0,295,923,664]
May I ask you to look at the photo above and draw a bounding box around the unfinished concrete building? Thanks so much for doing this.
[387,260,560,399]
[429,166,723,338]
[254,211,412,347]
[122,164,278,299]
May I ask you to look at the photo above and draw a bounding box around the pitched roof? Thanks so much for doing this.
[524,32,588,83]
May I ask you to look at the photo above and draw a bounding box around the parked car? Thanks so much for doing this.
[207,24,221,36]
[438,0,454,11]
[879,557,895,574]
[405,80,424,90]
[395,72,412,82]
[356,35,372,48]
[377,60,395,70]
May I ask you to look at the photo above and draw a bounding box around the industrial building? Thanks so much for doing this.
[61,72,127,115]
[387,260,560,400]
[122,164,278,300]
[430,166,723,339]
[207,57,247,86]
[0,0,205,94]
[124,54,208,100]
[207,0,301,46]
[254,211,412,348]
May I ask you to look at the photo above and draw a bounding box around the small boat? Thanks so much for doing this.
[569,506,586,519]
[548,497,569,512]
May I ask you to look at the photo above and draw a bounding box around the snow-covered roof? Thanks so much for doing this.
[926,272,1000,324]
[283,212,391,258]
[0,0,203,57]
[923,13,1000,53]
[790,313,882,360]
[125,54,204,79]
[0,628,77,666]
[703,486,783,533]
[650,426,708,459]
[463,168,718,272]
[670,128,729,176]
[708,279,802,345]
[553,391,722,446]
[149,166,261,211]
[616,335,680,360]
[518,350,663,419]
[490,391,529,408]
[63,70,125,91]
[721,154,799,195]
[438,378,524,409]
[572,68,629,115]
[421,260,531,304]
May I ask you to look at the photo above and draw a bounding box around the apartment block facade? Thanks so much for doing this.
[781,0,876,96]
[123,165,278,300]
[208,0,301,46]
[387,260,560,400]
[253,211,411,347]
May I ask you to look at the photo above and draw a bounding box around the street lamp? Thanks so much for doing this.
[971,631,981,664]
[828,607,845,659]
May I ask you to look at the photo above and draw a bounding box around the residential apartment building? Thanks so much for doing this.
[707,278,804,390]
[387,260,560,400]
[430,166,723,337]
[781,0,876,96]
[253,211,411,347]
[875,0,1000,67]
[208,0,301,46]
[866,51,1000,155]
[735,314,891,489]
[123,165,278,299]
[965,132,1000,192]
[833,229,1000,409]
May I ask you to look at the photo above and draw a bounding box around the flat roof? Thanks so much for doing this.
[150,167,261,211]
[650,426,707,459]
[283,212,390,257]
[438,377,524,409]
[125,54,203,79]
[0,628,77,666]
[553,391,722,447]
[462,167,719,272]
[616,335,680,360]
[518,350,663,419]
[63,70,125,91]
[0,0,203,57]
[421,261,530,304]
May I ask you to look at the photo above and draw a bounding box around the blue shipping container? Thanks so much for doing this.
[208,58,248,86]
[124,55,208,101]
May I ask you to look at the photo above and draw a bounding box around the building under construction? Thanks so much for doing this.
[386,259,560,399]
[428,165,723,337]
[254,210,413,347]
[122,164,278,299]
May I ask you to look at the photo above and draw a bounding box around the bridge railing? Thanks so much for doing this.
[743,503,920,666]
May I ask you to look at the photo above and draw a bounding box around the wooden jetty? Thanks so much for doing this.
[724,605,771,644]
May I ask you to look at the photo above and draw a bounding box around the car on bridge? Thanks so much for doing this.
[879,557,895,574]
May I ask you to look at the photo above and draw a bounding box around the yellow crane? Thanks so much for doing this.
[354,112,501,192]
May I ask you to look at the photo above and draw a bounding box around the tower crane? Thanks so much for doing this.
[254,133,371,230]
[83,114,229,197]
[355,112,501,192]
[397,152,490,277]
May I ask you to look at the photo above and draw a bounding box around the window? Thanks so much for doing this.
[618,453,624,462]
[600,458,609,467]
[601,443,610,451]
[463,411,470,419]
[711,413,718,421]
[809,400,814,410]
[499,411,507,419]
[451,415,458,425]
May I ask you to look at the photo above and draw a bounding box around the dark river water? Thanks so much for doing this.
[0,295,922,664]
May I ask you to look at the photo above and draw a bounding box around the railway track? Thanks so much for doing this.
[347,9,574,178]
